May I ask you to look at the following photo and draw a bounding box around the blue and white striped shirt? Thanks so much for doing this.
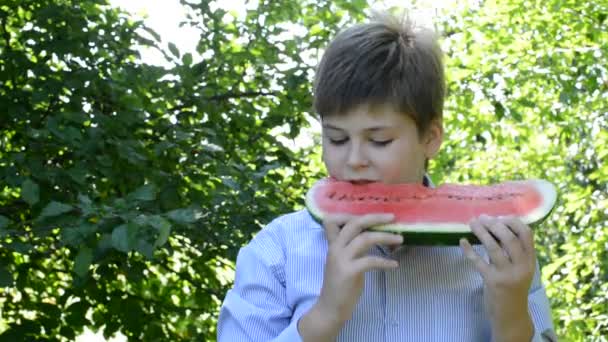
[218,210,556,342]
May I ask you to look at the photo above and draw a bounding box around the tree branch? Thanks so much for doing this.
[168,90,279,113]
[153,257,224,299]
[0,12,17,92]
[206,90,278,101]
[118,288,209,313]
[0,14,11,55]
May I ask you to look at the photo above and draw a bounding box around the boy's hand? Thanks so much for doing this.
[460,215,536,342]
[298,213,402,341]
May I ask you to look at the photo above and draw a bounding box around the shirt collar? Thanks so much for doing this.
[423,173,435,188]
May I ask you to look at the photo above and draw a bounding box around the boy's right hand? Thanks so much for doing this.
[298,213,402,340]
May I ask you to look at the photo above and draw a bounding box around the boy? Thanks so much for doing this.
[217,11,556,342]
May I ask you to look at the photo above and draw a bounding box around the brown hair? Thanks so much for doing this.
[313,11,445,137]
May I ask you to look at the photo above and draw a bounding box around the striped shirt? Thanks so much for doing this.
[218,191,556,341]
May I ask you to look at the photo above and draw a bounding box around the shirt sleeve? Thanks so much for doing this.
[217,227,303,342]
[528,260,558,342]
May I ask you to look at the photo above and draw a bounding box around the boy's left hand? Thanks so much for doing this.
[460,215,536,342]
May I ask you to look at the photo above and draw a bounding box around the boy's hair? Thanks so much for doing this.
[313,11,445,137]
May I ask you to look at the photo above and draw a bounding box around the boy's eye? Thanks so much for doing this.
[329,137,349,145]
[371,139,393,147]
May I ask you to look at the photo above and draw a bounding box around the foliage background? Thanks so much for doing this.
[0,0,606,341]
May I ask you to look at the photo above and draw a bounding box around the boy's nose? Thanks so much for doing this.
[346,144,369,169]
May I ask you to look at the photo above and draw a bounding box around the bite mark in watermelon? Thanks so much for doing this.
[305,178,557,245]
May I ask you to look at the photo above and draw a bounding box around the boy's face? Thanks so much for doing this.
[321,102,443,185]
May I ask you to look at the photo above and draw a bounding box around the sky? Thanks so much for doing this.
[109,0,455,66]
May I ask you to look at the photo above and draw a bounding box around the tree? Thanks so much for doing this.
[0,0,364,340]
[1,0,606,341]
[435,0,608,339]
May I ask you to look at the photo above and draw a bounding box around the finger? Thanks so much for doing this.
[470,217,509,267]
[347,231,403,258]
[337,213,395,247]
[322,214,354,244]
[486,220,523,263]
[504,217,534,255]
[352,255,399,273]
[460,238,492,277]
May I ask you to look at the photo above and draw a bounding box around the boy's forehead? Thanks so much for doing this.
[322,102,414,130]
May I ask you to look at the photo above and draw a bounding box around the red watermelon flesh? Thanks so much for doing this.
[305,178,557,237]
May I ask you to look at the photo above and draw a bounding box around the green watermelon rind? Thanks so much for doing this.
[305,179,557,246]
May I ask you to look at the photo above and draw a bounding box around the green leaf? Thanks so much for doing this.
[61,227,81,247]
[135,239,154,259]
[159,184,182,211]
[168,42,180,58]
[65,301,89,327]
[0,264,14,287]
[111,223,138,253]
[166,208,202,224]
[39,201,74,218]
[142,26,161,42]
[67,167,87,185]
[0,215,10,229]
[149,215,171,231]
[21,179,40,206]
[152,216,171,247]
[74,247,93,277]
[78,194,95,216]
[129,184,158,201]
[0,321,41,340]
[559,90,570,104]
[97,233,113,252]
[62,223,97,247]
[111,224,130,252]
[59,326,76,341]
[222,177,239,190]
[183,52,193,66]
[9,241,32,254]
[493,101,505,120]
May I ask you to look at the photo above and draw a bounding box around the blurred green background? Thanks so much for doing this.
[0,0,606,340]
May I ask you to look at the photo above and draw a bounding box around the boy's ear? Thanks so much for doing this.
[424,119,443,158]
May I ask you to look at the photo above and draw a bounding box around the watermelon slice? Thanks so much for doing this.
[305,178,557,245]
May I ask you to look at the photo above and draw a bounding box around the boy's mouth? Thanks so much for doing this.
[348,180,376,185]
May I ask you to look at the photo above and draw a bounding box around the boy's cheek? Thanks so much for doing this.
[322,160,342,180]
[321,151,344,179]
[382,163,410,184]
